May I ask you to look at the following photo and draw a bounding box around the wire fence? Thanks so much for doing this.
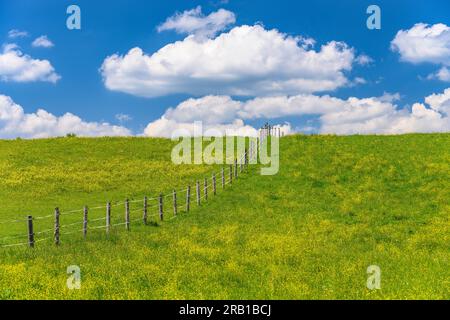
[0,139,265,249]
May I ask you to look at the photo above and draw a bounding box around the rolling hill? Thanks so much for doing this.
[0,134,448,299]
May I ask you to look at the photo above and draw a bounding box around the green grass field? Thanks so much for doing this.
[0,134,449,299]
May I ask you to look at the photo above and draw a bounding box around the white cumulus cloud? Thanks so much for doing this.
[428,66,450,82]
[391,23,450,65]
[424,87,450,115]
[143,95,293,138]
[0,95,131,139]
[143,89,450,137]
[101,24,355,98]
[157,6,236,38]
[144,117,259,138]
[32,35,54,48]
[319,97,449,135]
[0,44,60,83]
[164,95,242,125]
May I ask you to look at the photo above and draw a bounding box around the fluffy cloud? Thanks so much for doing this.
[238,94,345,119]
[164,95,241,125]
[0,95,131,139]
[355,54,374,65]
[319,98,449,134]
[248,92,449,134]
[428,66,450,82]
[142,97,244,137]
[0,44,60,83]
[101,24,355,97]
[143,89,450,137]
[391,23,450,65]
[32,35,54,48]
[143,95,293,137]
[144,118,259,138]
[157,6,236,38]
[424,88,450,115]
[8,29,28,39]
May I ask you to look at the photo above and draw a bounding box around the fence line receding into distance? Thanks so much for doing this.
[0,130,281,249]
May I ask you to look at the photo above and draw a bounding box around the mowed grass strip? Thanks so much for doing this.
[0,134,449,299]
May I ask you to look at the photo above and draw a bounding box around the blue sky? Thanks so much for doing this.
[0,0,449,137]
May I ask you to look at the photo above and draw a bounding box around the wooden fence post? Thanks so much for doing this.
[229,164,233,184]
[196,181,201,205]
[125,199,130,231]
[213,173,217,196]
[83,206,88,238]
[54,207,60,246]
[234,158,238,179]
[245,148,248,168]
[173,190,177,216]
[159,193,164,221]
[143,196,148,225]
[221,168,225,189]
[186,186,191,212]
[27,215,34,248]
[204,178,208,201]
[106,202,111,234]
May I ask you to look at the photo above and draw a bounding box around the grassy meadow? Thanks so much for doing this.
[0,134,449,299]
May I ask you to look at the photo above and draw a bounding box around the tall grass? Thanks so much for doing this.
[0,134,448,299]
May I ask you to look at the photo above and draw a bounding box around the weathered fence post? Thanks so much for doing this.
[234,158,238,179]
[186,186,191,212]
[125,199,130,231]
[245,148,248,168]
[173,190,177,216]
[159,193,164,221]
[83,206,88,238]
[221,168,225,188]
[106,202,111,234]
[213,173,217,196]
[229,164,233,184]
[143,196,148,225]
[27,215,34,248]
[204,178,208,201]
[196,181,201,205]
[54,207,60,246]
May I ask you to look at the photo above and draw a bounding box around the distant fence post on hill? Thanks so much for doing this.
[54,207,60,246]
[159,194,164,221]
[196,181,201,206]
[125,199,130,231]
[106,202,111,234]
[83,206,88,238]
[173,190,177,216]
[27,215,34,248]
[186,186,191,212]
[143,196,148,225]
